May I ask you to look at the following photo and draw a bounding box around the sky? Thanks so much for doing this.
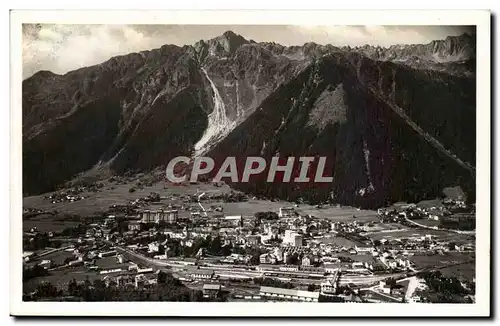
[22,24,474,79]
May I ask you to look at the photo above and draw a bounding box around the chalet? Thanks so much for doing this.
[224,215,243,227]
[203,283,222,299]
[301,256,312,266]
[321,278,338,295]
[128,221,141,231]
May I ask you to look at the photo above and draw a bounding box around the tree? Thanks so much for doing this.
[221,244,232,257]
[93,279,106,290]
[255,211,278,220]
[157,271,170,285]
[116,218,129,235]
[307,284,319,292]
[156,232,167,243]
[35,282,62,298]
[319,295,345,302]
[208,236,222,255]
[249,253,260,265]
[158,244,166,255]
[158,220,167,229]
[67,278,79,296]
[385,277,397,288]
[23,264,49,281]
[286,253,300,265]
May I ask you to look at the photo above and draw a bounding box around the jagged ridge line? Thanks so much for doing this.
[365,84,475,177]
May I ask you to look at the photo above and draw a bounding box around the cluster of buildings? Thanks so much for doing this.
[140,209,179,224]
[378,200,474,226]
[283,230,304,247]
[42,183,104,204]
[23,186,476,303]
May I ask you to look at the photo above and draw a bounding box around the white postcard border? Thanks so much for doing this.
[10,9,491,317]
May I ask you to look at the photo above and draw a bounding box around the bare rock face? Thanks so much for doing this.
[351,33,476,77]
[22,31,476,207]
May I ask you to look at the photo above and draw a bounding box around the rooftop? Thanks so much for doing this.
[225,215,242,220]
[259,286,320,299]
[189,269,214,275]
[203,283,222,290]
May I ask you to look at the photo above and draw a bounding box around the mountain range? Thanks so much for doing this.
[22,30,476,207]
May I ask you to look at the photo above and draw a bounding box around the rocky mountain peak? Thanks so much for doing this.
[350,33,476,76]
[193,30,249,62]
[22,33,476,206]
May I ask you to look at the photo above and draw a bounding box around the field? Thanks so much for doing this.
[319,235,359,247]
[410,218,441,228]
[40,250,75,265]
[23,266,102,293]
[24,215,81,233]
[409,252,475,280]
[23,181,190,216]
[361,222,404,233]
[438,263,475,280]
[367,229,433,241]
[23,180,379,233]
[222,200,291,216]
[296,206,378,223]
[24,252,134,293]
[365,227,473,243]
[337,253,375,263]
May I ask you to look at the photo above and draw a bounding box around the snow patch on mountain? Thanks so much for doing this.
[194,68,236,156]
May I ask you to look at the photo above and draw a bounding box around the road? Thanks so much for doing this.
[401,276,420,300]
[35,246,74,259]
[404,217,475,235]
[344,273,405,287]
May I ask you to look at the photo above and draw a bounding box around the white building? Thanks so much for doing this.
[259,286,319,302]
[283,230,302,246]
[273,248,283,262]
[188,270,215,280]
[355,245,375,254]
[148,242,160,253]
[225,215,243,227]
[98,250,117,258]
[293,235,303,247]
[39,260,52,269]
[321,279,337,294]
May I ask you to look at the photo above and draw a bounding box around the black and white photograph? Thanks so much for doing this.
[9,9,491,317]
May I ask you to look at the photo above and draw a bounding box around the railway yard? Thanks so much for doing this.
[22,181,476,303]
